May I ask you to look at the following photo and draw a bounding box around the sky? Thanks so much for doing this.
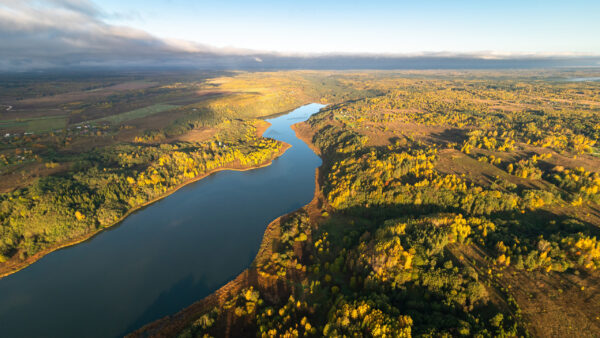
[99,0,600,55]
[0,0,599,71]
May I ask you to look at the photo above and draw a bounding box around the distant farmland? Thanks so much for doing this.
[0,115,68,133]
[87,104,179,125]
[0,104,180,133]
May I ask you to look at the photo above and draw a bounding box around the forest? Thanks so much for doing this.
[142,70,600,338]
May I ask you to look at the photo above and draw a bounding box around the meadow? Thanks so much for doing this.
[86,103,179,125]
[0,115,68,133]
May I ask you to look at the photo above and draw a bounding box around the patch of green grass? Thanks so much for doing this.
[0,116,68,133]
[88,103,179,125]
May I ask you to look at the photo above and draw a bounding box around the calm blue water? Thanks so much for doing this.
[565,77,600,82]
[0,103,324,337]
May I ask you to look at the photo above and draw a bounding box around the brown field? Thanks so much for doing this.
[7,81,158,108]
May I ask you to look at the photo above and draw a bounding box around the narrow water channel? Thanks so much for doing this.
[0,103,325,337]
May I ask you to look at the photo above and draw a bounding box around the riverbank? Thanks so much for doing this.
[128,119,327,338]
[0,121,291,280]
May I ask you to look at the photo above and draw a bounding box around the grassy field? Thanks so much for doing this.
[0,115,68,133]
[87,103,179,125]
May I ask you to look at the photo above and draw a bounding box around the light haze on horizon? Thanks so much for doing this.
[1,0,599,71]
[99,0,600,55]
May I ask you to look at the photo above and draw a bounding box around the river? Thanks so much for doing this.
[0,103,325,337]
[564,77,600,82]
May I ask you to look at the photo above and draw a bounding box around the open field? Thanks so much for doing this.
[7,80,158,108]
[86,103,179,125]
[0,115,68,133]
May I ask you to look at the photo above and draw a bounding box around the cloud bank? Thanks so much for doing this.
[0,0,599,72]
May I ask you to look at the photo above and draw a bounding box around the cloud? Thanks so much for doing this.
[0,0,599,71]
[0,0,224,70]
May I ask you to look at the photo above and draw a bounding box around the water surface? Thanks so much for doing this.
[0,103,324,337]
[564,77,600,82]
